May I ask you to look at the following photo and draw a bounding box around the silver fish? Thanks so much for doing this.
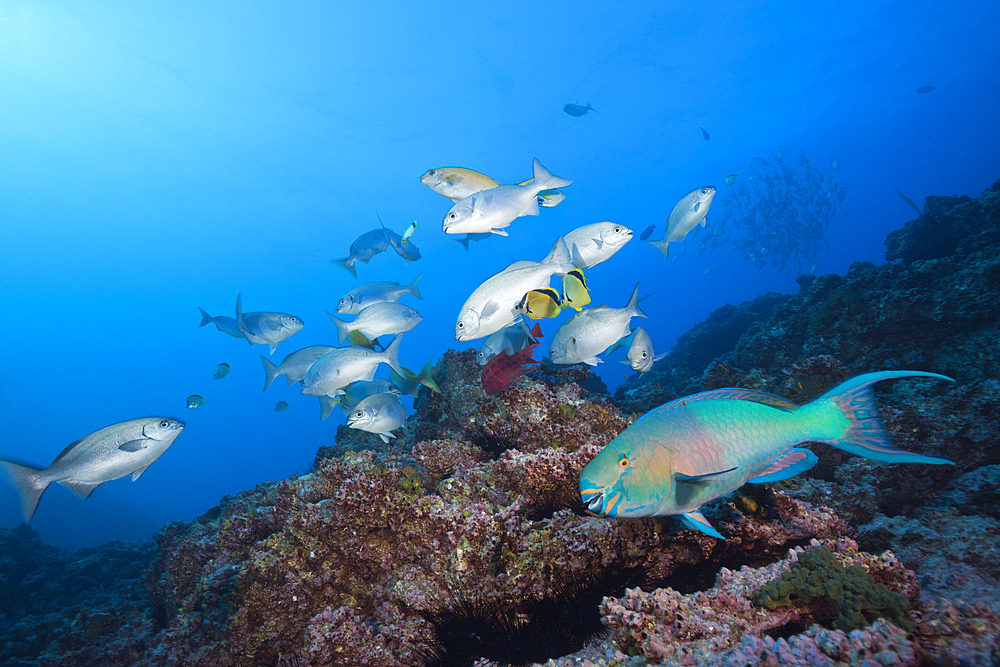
[442,159,572,236]
[646,186,716,259]
[337,379,400,416]
[385,228,422,263]
[549,285,647,366]
[300,335,405,397]
[332,229,391,278]
[456,242,573,341]
[478,320,540,366]
[555,222,633,269]
[327,302,422,345]
[346,393,407,443]
[336,274,424,315]
[622,327,666,373]
[260,345,337,391]
[0,417,185,521]
[198,308,243,339]
[236,294,304,355]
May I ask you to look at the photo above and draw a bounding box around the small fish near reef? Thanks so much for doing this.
[213,362,231,379]
[481,343,539,395]
[564,102,595,117]
[274,401,290,412]
[580,371,954,539]
[0,417,185,521]
[186,394,206,409]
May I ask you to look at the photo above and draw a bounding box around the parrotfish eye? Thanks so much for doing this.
[618,455,630,469]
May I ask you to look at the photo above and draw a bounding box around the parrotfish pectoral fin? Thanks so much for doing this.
[680,510,725,539]
[749,448,819,483]
[675,467,738,507]
[675,467,737,482]
[816,371,955,464]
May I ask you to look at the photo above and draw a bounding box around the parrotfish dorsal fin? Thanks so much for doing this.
[652,388,798,416]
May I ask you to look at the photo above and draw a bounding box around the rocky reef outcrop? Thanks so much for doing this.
[3,181,1000,666]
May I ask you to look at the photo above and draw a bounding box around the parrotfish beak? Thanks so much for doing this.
[582,489,607,516]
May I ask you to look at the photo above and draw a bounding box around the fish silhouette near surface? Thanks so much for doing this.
[481,343,539,395]
[0,417,185,521]
[580,371,954,539]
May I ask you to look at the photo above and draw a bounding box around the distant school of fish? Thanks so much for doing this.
[0,105,954,539]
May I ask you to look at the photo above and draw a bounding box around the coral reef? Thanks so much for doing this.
[3,181,1000,666]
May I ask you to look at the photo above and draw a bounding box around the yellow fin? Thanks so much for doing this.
[562,269,591,311]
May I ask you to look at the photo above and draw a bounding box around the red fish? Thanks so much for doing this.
[481,343,539,395]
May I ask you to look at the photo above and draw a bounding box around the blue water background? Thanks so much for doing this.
[1,1,998,550]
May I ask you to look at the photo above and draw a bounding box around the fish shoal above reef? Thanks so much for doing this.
[4,180,1000,667]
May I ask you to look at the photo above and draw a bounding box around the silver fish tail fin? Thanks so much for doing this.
[531,158,573,192]
[332,257,357,279]
[407,272,425,300]
[813,371,954,464]
[647,238,671,259]
[325,311,353,345]
[260,355,280,391]
[0,461,48,521]
[198,307,214,327]
[381,334,406,377]
[626,284,648,320]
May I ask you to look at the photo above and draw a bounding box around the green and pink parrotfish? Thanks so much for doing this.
[579,371,953,539]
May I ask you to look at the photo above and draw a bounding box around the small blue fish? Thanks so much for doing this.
[564,102,595,117]
[700,127,710,141]
[916,85,936,94]
[639,224,656,241]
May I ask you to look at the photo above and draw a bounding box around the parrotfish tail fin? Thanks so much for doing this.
[647,238,670,259]
[455,236,471,251]
[626,284,648,320]
[815,371,955,464]
[332,257,357,279]
[680,510,725,540]
[318,395,337,421]
[198,307,213,327]
[408,272,424,300]
[326,311,352,345]
[748,448,819,483]
[417,360,441,393]
[0,461,48,522]
[531,158,573,192]
[260,355,279,392]
[381,334,406,377]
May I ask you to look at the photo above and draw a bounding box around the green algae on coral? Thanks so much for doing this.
[751,545,913,632]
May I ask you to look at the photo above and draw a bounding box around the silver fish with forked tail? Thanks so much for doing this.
[0,417,185,521]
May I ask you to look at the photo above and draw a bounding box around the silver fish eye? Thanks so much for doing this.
[354,411,363,418]
[614,226,621,233]
[449,213,457,219]
[458,321,464,329]
[160,419,170,427]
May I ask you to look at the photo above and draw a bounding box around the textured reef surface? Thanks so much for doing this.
[2,180,999,666]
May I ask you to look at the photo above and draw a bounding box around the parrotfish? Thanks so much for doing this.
[0,417,185,521]
[564,102,595,117]
[481,343,539,395]
[580,371,954,539]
